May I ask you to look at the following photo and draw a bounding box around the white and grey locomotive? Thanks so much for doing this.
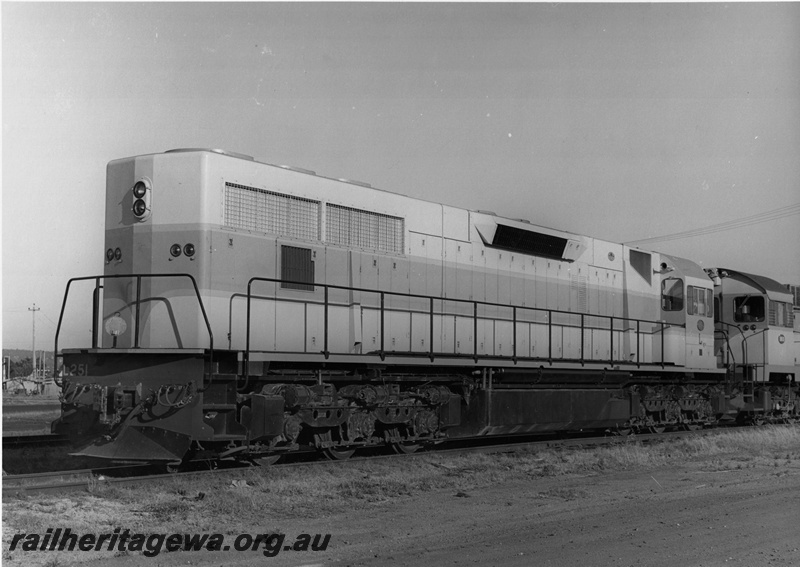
[52,149,799,465]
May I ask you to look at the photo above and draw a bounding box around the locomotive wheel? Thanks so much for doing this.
[323,447,355,460]
[648,425,666,434]
[391,442,421,454]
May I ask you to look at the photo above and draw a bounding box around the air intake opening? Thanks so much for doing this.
[491,224,568,260]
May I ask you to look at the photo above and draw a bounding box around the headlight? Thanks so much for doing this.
[131,178,152,221]
[132,181,147,199]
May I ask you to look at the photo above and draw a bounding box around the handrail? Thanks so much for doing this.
[91,278,102,348]
[244,276,683,383]
[53,273,214,391]
[715,321,750,368]
[714,329,735,370]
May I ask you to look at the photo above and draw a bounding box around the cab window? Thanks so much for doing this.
[661,278,684,311]
[687,286,713,317]
[733,295,765,323]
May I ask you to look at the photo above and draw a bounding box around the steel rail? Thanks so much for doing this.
[3,426,748,498]
[4,463,152,483]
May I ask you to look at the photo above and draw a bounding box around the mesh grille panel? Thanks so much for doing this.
[570,275,588,313]
[768,301,794,328]
[224,182,320,240]
[281,245,315,291]
[790,285,800,308]
[326,204,404,254]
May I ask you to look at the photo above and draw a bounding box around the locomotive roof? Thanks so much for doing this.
[129,149,711,274]
[656,253,710,282]
[145,148,590,238]
[717,269,792,300]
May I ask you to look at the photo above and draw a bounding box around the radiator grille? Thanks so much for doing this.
[281,245,315,291]
[768,301,794,328]
[789,285,800,308]
[570,275,588,313]
[326,203,404,254]
[224,182,320,240]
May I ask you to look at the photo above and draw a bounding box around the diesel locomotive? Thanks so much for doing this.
[51,149,799,466]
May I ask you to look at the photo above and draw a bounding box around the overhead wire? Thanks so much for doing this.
[624,202,800,245]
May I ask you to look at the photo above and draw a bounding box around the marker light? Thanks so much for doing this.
[183,243,195,257]
[106,248,114,262]
[170,244,182,257]
[114,248,122,261]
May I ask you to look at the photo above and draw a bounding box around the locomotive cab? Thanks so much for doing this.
[709,268,796,383]
[656,254,716,370]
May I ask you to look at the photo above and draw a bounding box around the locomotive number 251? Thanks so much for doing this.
[65,364,88,376]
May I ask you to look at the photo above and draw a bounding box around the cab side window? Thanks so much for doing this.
[687,286,713,317]
[733,295,765,323]
[661,278,684,311]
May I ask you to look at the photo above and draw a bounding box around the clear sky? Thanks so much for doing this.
[3,2,799,351]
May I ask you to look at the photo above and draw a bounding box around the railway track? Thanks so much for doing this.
[3,463,153,493]
[2,426,728,497]
[2,433,68,450]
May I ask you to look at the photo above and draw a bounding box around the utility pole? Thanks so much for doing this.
[28,303,40,382]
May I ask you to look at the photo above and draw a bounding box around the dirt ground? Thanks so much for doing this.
[5,451,799,567]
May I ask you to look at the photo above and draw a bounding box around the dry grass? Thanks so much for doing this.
[4,426,800,565]
[51,427,800,526]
